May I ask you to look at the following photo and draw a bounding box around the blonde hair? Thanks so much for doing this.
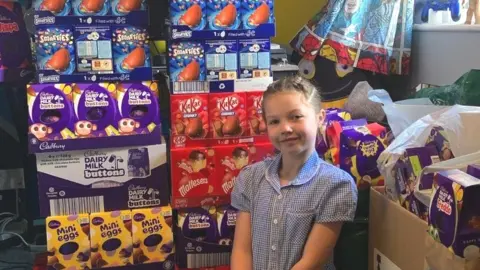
[261,75,322,116]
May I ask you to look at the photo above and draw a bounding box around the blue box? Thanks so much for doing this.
[238,38,270,79]
[169,41,206,84]
[34,0,72,15]
[170,0,207,31]
[74,26,114,73]
[241,0,274,29]
[111,26,151,74]
[111,0,146,15]
[72,0,111,16]
[207,0,242,30]
[35,26,76,75]
[205,40,238,81]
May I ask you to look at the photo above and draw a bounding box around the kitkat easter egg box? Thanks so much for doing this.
[46,214,91,270]
[207,0,241,30]
[112,26,151,74]
[111,0,146,15]
[429,169,480,259]
[171,147,216,201]
[72,0,110,16]
[209,92,247,138]
[215,144,249,195]
[35,26,76,75]
[170,94,209,149]
[241,0,274,29]
[246,91,266,136]
[170,0,207,31]
[90,210,133,268]
[131,207,174,266]
[34,0,72,15]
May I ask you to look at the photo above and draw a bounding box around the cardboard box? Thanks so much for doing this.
[369,187,427,270]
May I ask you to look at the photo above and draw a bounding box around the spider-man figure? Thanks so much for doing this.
[298,33,321,61]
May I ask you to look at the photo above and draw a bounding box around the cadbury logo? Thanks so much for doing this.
[48,220,61,229]
[172,29,192,39]
[217,96,239,111]
[173,47,202,57]
[134,213,146,222]
[39,142,65,151]
[92,217,104,226]
[179,97,202,114]
[117,33,146,42]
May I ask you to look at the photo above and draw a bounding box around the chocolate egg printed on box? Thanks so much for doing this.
[111,0,146,15]
[74,83,118,138]
[170,0,207,31]
[116,82,159,136]
[207,0,241,30]
[168,41,206,83]
[34,0,72,15]
[35,26,76,75]
[0,2,32,71]
[112,26,151,74]
[241,0,273,29]
[29,84,76,142]
[72,0,110,16]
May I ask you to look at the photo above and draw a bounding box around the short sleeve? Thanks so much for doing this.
[316,171,358,223]
[231,166,254,213]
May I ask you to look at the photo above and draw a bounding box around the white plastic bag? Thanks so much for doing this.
[377,105,480,201]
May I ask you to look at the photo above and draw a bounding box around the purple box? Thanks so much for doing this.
[238,38,270,79]
[175,205,233,268]
[429,169,480,258]
[467,164,480,178]
[403,146,440,191]
[27,82,161,153]
[204,40,238,81]
[36,144,170,217]
[426,126,455,161]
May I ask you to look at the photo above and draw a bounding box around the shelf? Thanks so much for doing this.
[33,10,149,27]
[36,67,152,84]
[170,23,276,40]
[411,24,480,86]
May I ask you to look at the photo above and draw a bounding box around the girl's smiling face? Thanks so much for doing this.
[263,91,324,157]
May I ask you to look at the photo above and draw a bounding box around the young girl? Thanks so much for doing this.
[231,76,358,270]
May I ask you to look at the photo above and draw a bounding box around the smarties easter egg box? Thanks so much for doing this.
[241,0,274,30]
[170,0,207,31]
[204,40,238,81]
[34,0,147,16]
[238,39,271,79]
[46,214,91,270]
[175,205,236,269]
[168,41,208,94]
[36,144,170,217]
[27,81,161,153]
[206,0,242,30]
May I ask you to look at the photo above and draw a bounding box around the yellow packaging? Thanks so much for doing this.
[131,207,174,265]
[46,214,91,270]
[90,210,133,268]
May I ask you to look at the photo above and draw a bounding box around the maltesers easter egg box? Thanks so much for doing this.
[36,143,170,217]
[27,81,161,153]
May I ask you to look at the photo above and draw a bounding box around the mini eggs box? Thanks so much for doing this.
[72,0,111,16]
[170,0,207,31]
[169,41,206,83]
[35,26,76,75]
[112,26,151,74]
[241,0,274,29]
[34,0,72,15]
[111,0,146,15]
[207,0,242,30]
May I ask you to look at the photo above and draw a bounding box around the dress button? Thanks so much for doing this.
[278,194,283,200]
[273,219,278,224]
[271,245,276,251]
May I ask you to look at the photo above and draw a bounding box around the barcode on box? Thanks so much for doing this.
[186,253,230,268]
[49,196,105,216]
[173,81,208,94]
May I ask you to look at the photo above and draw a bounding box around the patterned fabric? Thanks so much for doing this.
[289,0,414,75]
[231,151,358,270]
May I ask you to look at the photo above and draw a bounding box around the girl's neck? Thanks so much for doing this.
[278,149,313,186]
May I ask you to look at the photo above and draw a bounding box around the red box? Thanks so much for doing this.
[249,143,276,164]
[171,94,209,148]
[215,144,251,195]
[246,92,267,136]
[209,93,247,138]
[171,147,216,199]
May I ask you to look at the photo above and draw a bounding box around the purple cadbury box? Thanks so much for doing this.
[36,144,170,217]
[429,169,480,258]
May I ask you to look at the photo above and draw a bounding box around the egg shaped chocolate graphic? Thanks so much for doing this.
[117,0,142,12]
[355,135,384,179]
[215,3,237,27]
[186,117,203,138]
[59,242,79,260]
[76,251,90,262]
[182,209,216,243]
[249,3,270,26]
[160,241,173,253]
[46,48,70,72]
[164,216,173,228]
[144,234,163,252]
[122,47,146,70]
[180,3,202,27]
[123,219,132,233]
[178,60,200,81]
[222,116,241,136]
[102,238,122,257]
[40,0,66,13]
[80,0,105,13]
[41,110,61,124]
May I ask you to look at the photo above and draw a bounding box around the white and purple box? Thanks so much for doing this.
[429,169,480,258]
[238,38,270,79]
[205,39,238,81]
[36,143,170,217]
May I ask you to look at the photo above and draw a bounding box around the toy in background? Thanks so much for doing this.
[421,0,461,23]
[207,0,241,30]
[170,0,207,30]
[241,0,274,29]
[35,26,76,75]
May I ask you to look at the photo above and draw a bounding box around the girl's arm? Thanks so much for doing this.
[231,211,253,270]
[290,222,343,270]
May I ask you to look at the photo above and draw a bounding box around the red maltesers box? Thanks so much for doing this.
[246,91,266,136]
[171,94,209,148]
[209,93,247,138]
[215,144,251,195]
[249,142,277,164]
